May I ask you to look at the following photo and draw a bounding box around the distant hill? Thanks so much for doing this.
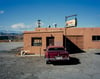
[0,31,23,36]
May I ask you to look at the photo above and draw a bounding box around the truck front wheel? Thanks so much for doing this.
[46,60,51,64]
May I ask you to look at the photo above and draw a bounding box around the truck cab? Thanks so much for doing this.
[44,46,70,64]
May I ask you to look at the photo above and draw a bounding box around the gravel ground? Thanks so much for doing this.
[0,42,23,51]
[0,43,100,79]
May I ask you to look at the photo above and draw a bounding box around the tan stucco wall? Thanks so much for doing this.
[24,27,100,55]
[24,31,63,55]
[66,27,100,49]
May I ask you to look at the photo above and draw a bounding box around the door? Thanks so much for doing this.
[46,37,54,47]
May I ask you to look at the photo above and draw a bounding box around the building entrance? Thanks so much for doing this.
[46,37,54,47]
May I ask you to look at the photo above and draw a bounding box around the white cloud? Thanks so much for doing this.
[11,23,34,32]
[0,10,4,14]
[11,23,29,29]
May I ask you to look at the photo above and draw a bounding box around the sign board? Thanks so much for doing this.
[66,18,77,27]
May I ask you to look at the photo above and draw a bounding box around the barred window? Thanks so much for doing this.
[31,37,42,46]
[92,36,100,41]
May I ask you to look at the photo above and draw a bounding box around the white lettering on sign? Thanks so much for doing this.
[66,19,77,27]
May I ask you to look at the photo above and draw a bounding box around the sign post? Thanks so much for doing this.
[64,14,77,49]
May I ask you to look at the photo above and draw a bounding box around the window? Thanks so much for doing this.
[92,36,100,41]
[31,37,42,46]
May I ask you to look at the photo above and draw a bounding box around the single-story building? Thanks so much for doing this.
[24,27,100,55]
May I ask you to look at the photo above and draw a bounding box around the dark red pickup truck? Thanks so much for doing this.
[44,46,70,64]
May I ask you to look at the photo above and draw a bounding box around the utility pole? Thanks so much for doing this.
[64,14,77,49]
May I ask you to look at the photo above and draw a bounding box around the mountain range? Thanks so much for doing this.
[0,30,23,36]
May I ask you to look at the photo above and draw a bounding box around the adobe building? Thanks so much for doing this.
[24,27,100,56]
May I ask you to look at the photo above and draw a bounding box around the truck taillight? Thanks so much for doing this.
[46,52,49,58]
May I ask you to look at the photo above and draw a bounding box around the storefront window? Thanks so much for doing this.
[31,37,42,46]
[92,36,100,41]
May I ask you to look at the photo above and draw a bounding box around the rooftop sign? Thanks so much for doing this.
[66,18,77,27]
[65,14,77,27]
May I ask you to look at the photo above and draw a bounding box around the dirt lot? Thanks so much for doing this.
[0,43,100,79]
[0,42,23,51]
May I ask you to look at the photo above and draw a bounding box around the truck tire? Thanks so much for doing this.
[46,60,50,64]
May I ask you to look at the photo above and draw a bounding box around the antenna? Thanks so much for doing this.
[37,19,41,28]
[54,24,57,28]
[48,25,51,28]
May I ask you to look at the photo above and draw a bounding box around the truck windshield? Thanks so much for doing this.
[48,48,65,51]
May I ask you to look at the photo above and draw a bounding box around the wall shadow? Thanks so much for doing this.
[52,57,80,66]
[63,36,85,54]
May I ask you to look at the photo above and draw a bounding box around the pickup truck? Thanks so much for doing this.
[44,46,70,64]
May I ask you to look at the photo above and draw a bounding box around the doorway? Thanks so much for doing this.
[46,37,54,47]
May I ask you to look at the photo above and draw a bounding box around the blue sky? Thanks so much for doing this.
[0,0,100,32]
